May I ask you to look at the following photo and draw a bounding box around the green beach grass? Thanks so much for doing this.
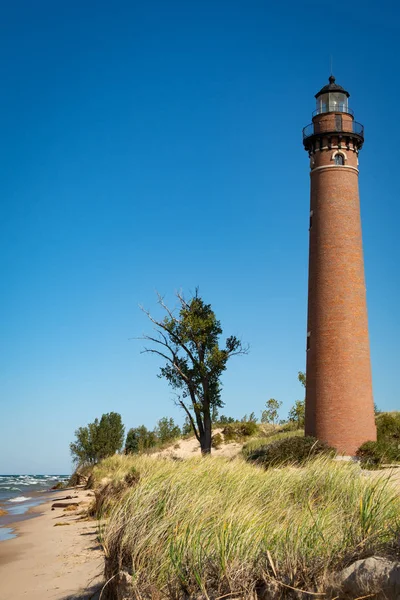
[91,453,400,598]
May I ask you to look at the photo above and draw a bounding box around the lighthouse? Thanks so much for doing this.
[303,76,376,455]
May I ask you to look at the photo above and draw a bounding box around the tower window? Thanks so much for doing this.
[307,332,311,351]
[309,210,314,229]
[334,154,344,165]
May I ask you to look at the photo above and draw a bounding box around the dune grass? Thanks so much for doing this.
[98,454,400,598]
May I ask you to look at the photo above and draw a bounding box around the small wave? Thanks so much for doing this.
[19,482,40,486]
[8,496,32,503]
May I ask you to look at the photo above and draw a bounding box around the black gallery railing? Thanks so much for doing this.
[303,121,364,140]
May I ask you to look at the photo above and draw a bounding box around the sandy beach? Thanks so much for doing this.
[0,488,104,600]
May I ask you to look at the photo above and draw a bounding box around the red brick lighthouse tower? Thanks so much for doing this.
[303,76,376,455]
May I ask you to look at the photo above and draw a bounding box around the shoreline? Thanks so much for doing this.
[0,487,104,600]
[0,489,53,540]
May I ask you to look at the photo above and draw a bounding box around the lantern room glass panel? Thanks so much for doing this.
[316,93,348,114]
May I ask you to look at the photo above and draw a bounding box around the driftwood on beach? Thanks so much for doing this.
[51,502,80,509]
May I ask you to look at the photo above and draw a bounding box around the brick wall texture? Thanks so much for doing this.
[305,113,377,455]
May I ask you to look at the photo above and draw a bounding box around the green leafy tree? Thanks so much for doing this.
[155,417,181,444]
[70,412,125,465]
[211,404,219,423]
[140,290,248,454]
[241,412,258,423]
[261,398,282,425]
[298,371,306,389]
[95,412,125,460]
[125,425,157,454]
[287,372,306,428]
[70,422,98,465]
[181,416,193,436]
[218,415,236,425]
[287,400,305,428]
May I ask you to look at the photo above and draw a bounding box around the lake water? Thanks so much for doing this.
[0,474,69,541]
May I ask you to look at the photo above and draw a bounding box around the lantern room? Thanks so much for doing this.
[315,75,350,115]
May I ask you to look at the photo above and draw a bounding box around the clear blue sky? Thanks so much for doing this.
[1,1,398,474]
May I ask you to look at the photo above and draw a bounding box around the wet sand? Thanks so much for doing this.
[0,488,104,600]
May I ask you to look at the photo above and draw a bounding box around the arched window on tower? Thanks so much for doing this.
[334,154,345,165]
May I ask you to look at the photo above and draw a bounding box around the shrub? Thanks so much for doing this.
[376,412,400,442]
[356,413,400,469]
[356,441,382,469]
[280,420,302,432]
[356,439,400,469]
[245,435,335,468]
[242,429,303,459]
[222,421,258,443]
[211,433,223,449]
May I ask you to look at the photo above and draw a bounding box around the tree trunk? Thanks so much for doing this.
[201,410,212,455]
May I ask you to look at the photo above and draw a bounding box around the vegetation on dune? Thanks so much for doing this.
[286,371,306,428]
[376,411,400,439]
[222,420,259,442]
[241,428,303,458]
[97,454,400,599]
[69,362,312,464]
[125,417,182,455]
[154,416,182,444]
[245,435,335,468]
[261,397,282,425]
[125,425,157,454]
[70,412,125,465]
[356,411,400,469]
[139,290,248,454]
[211,432,223,449]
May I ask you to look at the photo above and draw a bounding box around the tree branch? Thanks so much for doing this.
[178,399,200,443]
[141,347,191,384]
[156,292,180,323]
[175,289,191,311]
[228,347,250,358]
